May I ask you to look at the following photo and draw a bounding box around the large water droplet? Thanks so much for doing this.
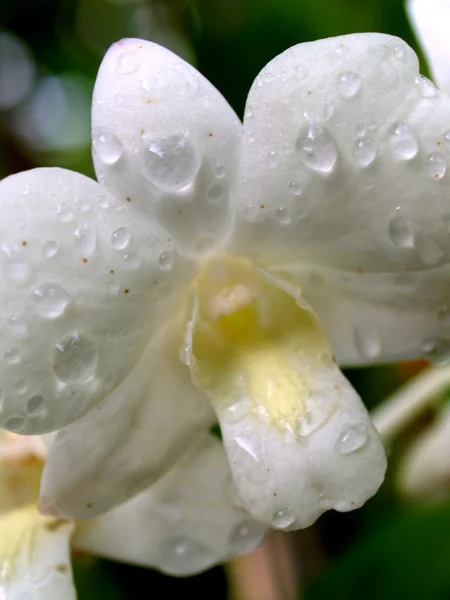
[388,209,414,248]
[421,336,450,364]
[388,122,418,160]
[353,137,376,167]
[74,224,96,256]
[297,120,337,175]
[337,424,368,455]
[353,326,381,359]
[33,284,70,318]
[41,240,59,258]
[111,226,130,250]
[427,152,447,180]
[26,394,46,416]
[53,331,97,384]
[141,132,200,191]
[159,537,211,576]
[4,416,25,433]
[229,519,266,554]
[115,50,139,74]
[337,71,362,98]
[93,132,123,166]
[272,509,295,530]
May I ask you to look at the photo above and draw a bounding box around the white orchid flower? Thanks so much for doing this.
[2,31,450,536]
[0,429,265,597]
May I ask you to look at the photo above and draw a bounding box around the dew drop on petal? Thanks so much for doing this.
[272,509,295,530]
[41,240,59,258]
[111,227,130,250]
[353,326,381,360]
[74,224,96,256]
[33,284,70,318]
[388,209,414,248]
[225,396,252,424]
[53,331,97,384]
[417,75,437,98]
[288,181,301,196]
[388,122,418,160]
[275,207,291,225]
[207,183,224,204]
[9,315,27,339]
[93,132,123,166]
[158,251,172,271]
[229,519,266,554]
[4,348,21,364]
[55,203,73,223]
[267,151,278,169]
[140,132,200,191]
[353,137,376,167]
[297,120,337,175]
[393,46,405,60]
[427,152,447,180]
[115,50,140,74]
[214,164,226,179]
[445,130,450,150]
[4,259,30,283]
[159,538,210,575]
[337,71,361,98]
[26,394,46,416]
[3,416,25,433]
[337,424,368,455]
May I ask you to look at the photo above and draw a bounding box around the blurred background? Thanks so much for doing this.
[1,0,449,598]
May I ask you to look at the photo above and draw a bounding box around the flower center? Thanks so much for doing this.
[183,257,338,436]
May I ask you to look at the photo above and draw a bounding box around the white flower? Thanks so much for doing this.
[0,429,265,596]
[1,31,450,536]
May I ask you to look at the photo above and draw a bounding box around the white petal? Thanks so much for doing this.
[39,319,215,519]
[72,435,266,576]
[0,168,195,434]
[407,0,450,93]
[0,506,75,599]
[92,38,241,256]
[230,33,450,272]
[287,264,450,365]
[0,432,45,512]
[188,259,386,529]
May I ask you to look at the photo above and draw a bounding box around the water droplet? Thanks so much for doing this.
[158,251,172,271]
[353,326,381,359]
[41,240,59,258]
[427,152,447,180]
[226,396,252,424]
[4,259,30,283]
[33,284,70,318]
[74,224,96,256]
[53,331,97,384]
[235,436,260,463]
[179,344,195,367]
[337,424,368,455]
[393,46,405,59]
[353,137,376,167]
[288,181,301,196]
[123,252,140,270]
[159,537,211,576]
[55,203,73,223]
[111,226,130,250]
[9,315,27,339]
[388,209,414,248]
[445,130,450,150]
[272,509,295,530]
[229,519,266,555]
[79,201,91,213]
[337,71,361,98]
[267,151,278,169]
[417,75,437,98]
[26,394,46,416]
[141,131,200,191]
[297,119,337,175]
[93,132,123,166]
[115,50,140,74]
[243,204,261,222]
[275,207,291,225]
[207,183,224,204]
[388,122,418,160]
[214,164,226,179]
[421,336,450,364]
[418,237,444,266]
[4,348,20,364]
[4,416,25,433]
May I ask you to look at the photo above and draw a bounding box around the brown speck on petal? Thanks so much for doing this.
[124,289,129,294]
[82,258,88,263]
[21,241,27,247]
[126,196,131,202]
[55,563,70,574]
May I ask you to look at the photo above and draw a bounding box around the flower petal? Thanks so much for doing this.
[188,262,386,529]
[407,0,450,94]
[285,264,450,365]
[72,434,266,576]
[39,319,215,519]
[0,167,194,434]
[0,506,75,599]
[92,38,241,256]
[0,432,45,513]
[230,33,450,272]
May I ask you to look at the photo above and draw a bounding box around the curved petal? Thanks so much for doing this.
[39,319,215,520]
[0,506,75,599]
[407,0,450,94]
[0,168,195,434]
[92,38,241,256]
[282,263,450,366]
[72,435,266,576]
[398,405,450,500]
[0,432,45,512]
[230,33,450,273]
[188,260,386,529]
